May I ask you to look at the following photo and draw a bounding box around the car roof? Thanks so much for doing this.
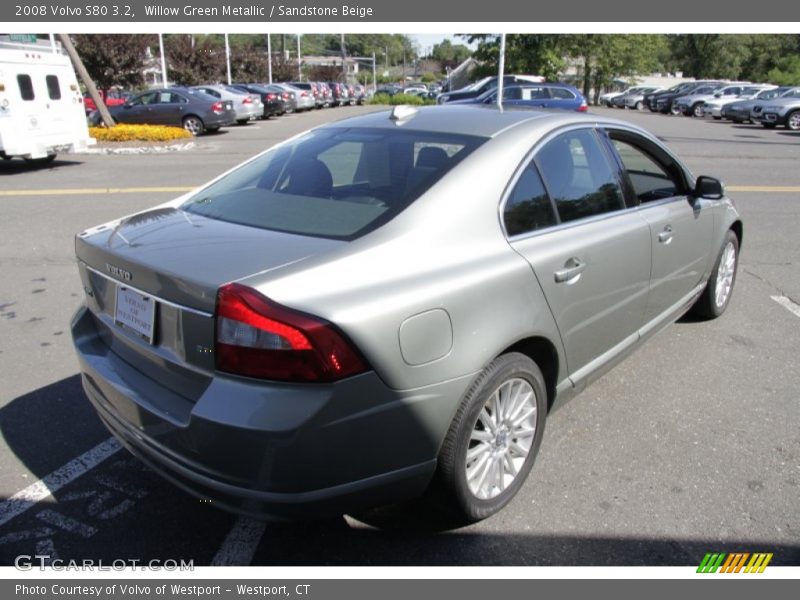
[318,105,630,139]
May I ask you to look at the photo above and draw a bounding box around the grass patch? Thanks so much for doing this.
[369,93,436,106]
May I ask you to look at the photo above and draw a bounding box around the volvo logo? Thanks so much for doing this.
[106,263,132,281]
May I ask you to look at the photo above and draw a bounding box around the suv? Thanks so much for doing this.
[751,87,800,130]
[646,81,724,114]
[437,75,545,104]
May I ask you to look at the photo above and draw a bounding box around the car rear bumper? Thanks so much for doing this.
[71,305,454,519]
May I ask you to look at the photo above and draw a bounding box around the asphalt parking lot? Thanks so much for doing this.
[0,105,798,567]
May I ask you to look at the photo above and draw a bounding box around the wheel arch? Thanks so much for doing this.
[729,219,743,249]
[499,336,559,412]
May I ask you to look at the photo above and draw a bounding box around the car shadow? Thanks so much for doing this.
[1,375,799,566]
[0,158,84,175]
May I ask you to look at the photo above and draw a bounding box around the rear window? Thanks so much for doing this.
[46,75,61,100]
[181,127,485,240]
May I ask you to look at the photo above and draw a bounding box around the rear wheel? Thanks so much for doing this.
[433,353,547,523]
[691,229,739,319]
[182,115,205,136]
[670,103,682,115]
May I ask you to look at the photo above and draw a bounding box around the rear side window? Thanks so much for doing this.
[46,75,61,100]
[504,163,556,236]
[17,74,34,100]
[535,129,625,223]
[550,88,575,99]
[181,127,485,240]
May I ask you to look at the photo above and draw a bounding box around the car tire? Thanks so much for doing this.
[182,116,205,136]
[205,126,220,134]
[761,123,776,129]
[670,103,682,116]
[635,101,644,111]
[433,352,547,523]
[786,110,800,131]
[691,229,739,320]
[23,154,56,166]
[713,116,722,120]
[236,119,249,125]
[692,103,704,118]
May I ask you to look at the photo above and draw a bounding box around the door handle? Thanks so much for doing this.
[554,258,586,284]
[658,225,674,244]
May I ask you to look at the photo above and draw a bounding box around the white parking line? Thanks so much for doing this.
[210,517,266,566]
[0,437,121,528]
[771,295,800,319]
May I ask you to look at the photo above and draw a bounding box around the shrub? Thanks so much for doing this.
[369,93,435,106]
[89,124,193,142]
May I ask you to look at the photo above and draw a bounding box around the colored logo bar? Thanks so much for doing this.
[697,552,773,573]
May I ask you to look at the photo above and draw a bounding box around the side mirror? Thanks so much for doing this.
[694,175,724,200]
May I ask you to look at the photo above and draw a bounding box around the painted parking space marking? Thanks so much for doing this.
[0,437,121,528]
[36,509,98,538]
[210,517,266,566]
[0,186,195,197]
[726,185,800,193]
[771,295,800,318]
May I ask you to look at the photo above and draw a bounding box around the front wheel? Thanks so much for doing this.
[691,230,739,319]
[182,116,205,136]
[670,103,682,116]
[433,353,547,523]
[634,101,644,111]
[786,110,800,131]
[692,103,705,118]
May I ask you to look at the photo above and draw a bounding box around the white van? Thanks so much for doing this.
[0,38,94,162]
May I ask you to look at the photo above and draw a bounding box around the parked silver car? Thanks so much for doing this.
[71,105,742,522]
[722,87,794,123]
[751,87,800,130]
[613,86,663,110]
[190,84,264,124]
[701,85,777,119]
[674,83,750,117]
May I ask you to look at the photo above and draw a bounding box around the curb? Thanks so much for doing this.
[78,142,196,155]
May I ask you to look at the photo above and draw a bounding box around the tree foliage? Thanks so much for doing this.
[72,34,152,89]
[430,40,472,69]
[165,35,225,85]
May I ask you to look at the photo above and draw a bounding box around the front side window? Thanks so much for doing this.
[17,74,34,101]
[610,137,682,203]
[182,127,485,240]
[535,129,625,223]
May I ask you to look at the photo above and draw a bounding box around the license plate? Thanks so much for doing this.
[115,286,156,343]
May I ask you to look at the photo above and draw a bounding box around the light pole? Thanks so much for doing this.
[372,51,376,92]
[224,33,232,85]
[296,34,301,81]
[267,34,272,84]
[158,33,167,87]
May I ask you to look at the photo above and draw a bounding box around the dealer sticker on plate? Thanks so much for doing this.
[115,286,156,343]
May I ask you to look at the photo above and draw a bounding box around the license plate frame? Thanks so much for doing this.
[114,285,156,344]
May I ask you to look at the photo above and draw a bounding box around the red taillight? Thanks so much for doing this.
[578,101,588,112]
[300,91,308,97]
[242,97,253,104]
[211,101,224,113]
[267,93,276,100]
[215,283,368,382]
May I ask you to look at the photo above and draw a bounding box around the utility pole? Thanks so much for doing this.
[372,51,376,92]
[297,34,301,81]
[224,33,232,85]
[340,33,347,82]
[57,33,114,127]
[266,34,272,84]
[158,33,168,87]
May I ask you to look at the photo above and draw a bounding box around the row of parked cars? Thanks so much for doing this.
[603,80,800,131]
[88,81,370,135]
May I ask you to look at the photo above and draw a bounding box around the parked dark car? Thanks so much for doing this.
[646,81,724,114]
[450,83,588,112]
[92,88,236,135]
[437,75,545,104]
[228,84,285,118]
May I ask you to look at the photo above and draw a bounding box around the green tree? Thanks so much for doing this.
[165,35,225,85]
[668,34,750,79]
[766,55,800,86]
[72,34,152,89]
[463,34,568,81]
[431,39,472,69]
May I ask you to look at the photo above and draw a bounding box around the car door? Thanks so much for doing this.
[117,91,157,124]
[155,91,189,126]
[505,127,651,383]
[603,128,714,326]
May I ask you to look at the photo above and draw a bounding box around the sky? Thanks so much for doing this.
[409,33,477,55]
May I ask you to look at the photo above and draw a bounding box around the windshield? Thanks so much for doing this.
[462,77,491,92]
[181,127,486,240]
